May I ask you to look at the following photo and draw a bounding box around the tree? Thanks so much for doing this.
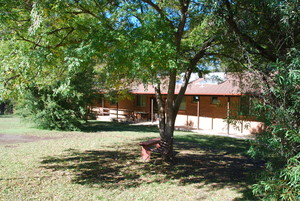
[0,1,98,130]
[1,0,219,161]
[217,0,300,199]
[102,0,220,162]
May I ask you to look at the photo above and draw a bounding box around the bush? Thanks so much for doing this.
[249,52,300,200]
[16,66,95,131]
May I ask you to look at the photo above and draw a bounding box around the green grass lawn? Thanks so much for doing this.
[0,116,262,200]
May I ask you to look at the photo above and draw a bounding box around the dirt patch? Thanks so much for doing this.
[0,134,59,146]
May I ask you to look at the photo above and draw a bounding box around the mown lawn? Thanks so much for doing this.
[0,116,263,200]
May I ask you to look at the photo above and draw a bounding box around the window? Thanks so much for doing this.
[192,96,199,103]
[211,96,219,105]
[179,96,186,110]
[136,95,146,107]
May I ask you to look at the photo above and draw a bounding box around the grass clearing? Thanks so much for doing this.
[0,116,263,200]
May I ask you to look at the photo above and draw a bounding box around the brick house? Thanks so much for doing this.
[92,72,264,135]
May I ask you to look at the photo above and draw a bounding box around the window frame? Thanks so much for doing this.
[192,96,199,103]
[136,95,146,107]
[211,96,219,105]
[239,95,253,116]
[179,96,186,110]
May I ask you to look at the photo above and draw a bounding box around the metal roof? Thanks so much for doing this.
[130,73,245,96]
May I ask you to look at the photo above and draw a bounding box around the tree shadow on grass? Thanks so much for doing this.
[80,121,159,133]
[40,134,264,199]
[41,148,142,188]
[172,134,264,200]
[175,134,252,156]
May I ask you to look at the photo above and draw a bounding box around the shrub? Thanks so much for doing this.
[249,52,300,200]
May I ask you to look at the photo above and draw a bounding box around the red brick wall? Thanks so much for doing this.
[229,96,240,117]
[178,96,240,119]
[97,95,242,120]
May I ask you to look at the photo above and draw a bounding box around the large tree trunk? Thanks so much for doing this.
[158,95,176,162]
[154,66,198,163]
[155,91,173,162]
[159,121,175,162]
[154,70,183,163]
[154,77,175,162]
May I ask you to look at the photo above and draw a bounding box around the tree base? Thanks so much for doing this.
[151,147,178,164]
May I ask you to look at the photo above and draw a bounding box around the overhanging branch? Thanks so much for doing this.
[16,32,45,48]
[175,0,190,52]
[221,0,277,62]
[141,0,175,31]
[190,38,214,66]
[173,38,214,115]
[55,28,75,48]
[204,52,242,63]
[46,27,74,35]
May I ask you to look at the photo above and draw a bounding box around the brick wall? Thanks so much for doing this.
[93,94,263,134]
[99,95,242,120]
[179,95,240,119]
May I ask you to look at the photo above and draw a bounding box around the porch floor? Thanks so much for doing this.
[130,121,255,140]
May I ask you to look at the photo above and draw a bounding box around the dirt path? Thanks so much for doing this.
[0,134,58,145]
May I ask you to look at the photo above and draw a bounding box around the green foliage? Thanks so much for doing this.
[16,65,95,130]
[17,89,81,131]
[215,0,300,199]
[0,38,96,130]
[248,53,300,200]
[0,0,100,130]
[1,0,218,132]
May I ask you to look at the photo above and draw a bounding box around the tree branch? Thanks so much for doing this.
[46,27,74,35]
[141,0,175,31]
[76,4,102,21]
[173,38,214,115]
[176,0,190,50]
[55,28,75,48]
[16,31,82,49]
[204,52,243,63]
[190,38,214,66]
[221,0,277,62]
[4,74,20,87]
[16,32,45,48]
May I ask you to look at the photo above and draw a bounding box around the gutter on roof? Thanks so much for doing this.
[183,93,243,96]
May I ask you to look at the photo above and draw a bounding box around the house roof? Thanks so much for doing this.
[130,73,245,96]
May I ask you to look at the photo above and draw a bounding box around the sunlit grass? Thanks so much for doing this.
[0,116,262,200]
